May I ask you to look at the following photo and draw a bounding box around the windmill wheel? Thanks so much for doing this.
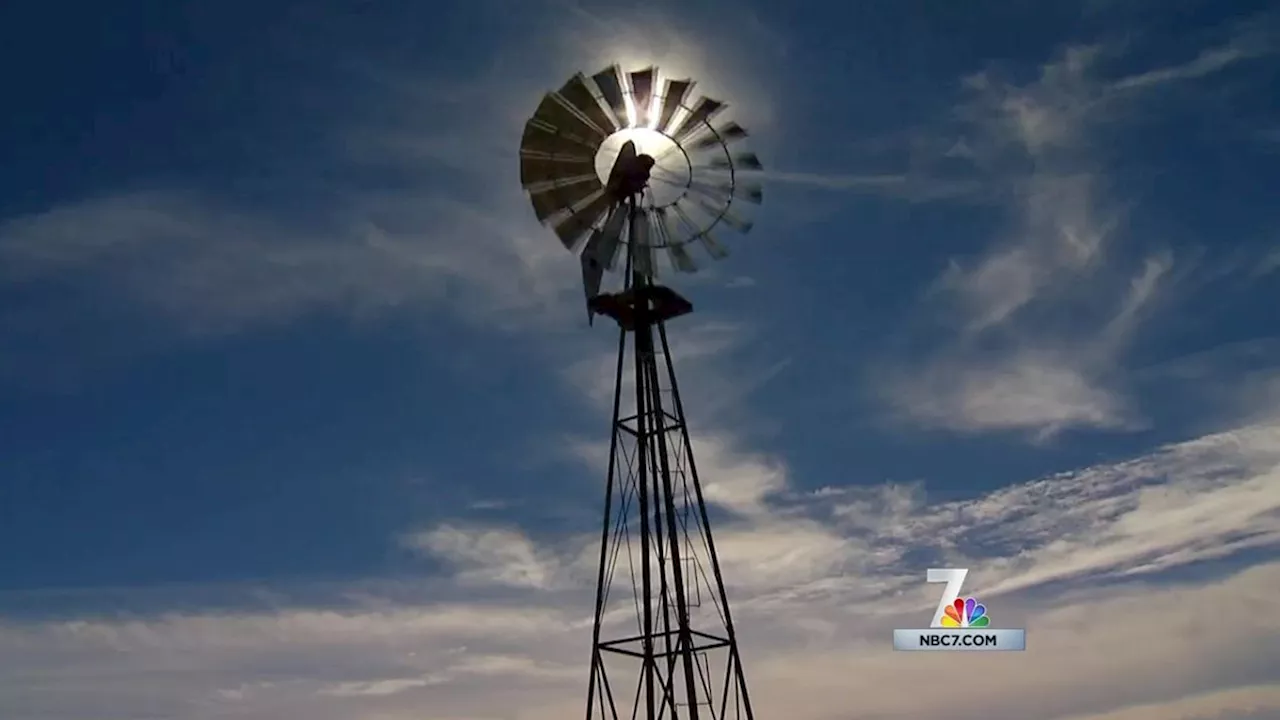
[519,64,763,282]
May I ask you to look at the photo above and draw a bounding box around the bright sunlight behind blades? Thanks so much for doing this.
[520,63,762,279]
[593,127,692,209]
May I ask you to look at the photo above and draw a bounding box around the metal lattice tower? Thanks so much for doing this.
[518,65,764,720]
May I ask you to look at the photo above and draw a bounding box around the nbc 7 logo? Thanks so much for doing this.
[927,568,968,628]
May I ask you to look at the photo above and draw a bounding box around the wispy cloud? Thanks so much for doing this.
[733,169,985,202]
[402,524,566,591]
[3,419,1277,719]
[0,55,592,387]
[0,190,579,337]
[410,413,1280,648]
[318,678,437,697]
[1056,686,1280,720]
[1109,27,1273,92]
[877,27,1268,438]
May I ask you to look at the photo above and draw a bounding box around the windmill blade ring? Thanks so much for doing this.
[519,64,764,283]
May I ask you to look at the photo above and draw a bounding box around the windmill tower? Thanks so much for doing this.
[519,65,763,720]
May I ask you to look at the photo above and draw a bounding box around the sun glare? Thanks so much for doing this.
[593,127,691,208]
[621,85,666,131]
[615,127,665,155]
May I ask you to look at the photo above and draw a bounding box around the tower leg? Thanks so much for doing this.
[586,277,756,720]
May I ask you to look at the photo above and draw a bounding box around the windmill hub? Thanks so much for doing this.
[594,128,690,208]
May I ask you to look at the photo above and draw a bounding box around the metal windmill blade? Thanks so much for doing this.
[519,63,765,316]
[654,77,694,134]
[627,67,656,127]
[649,109,763,271]
[519,73,621,251]
[591,65,630,130]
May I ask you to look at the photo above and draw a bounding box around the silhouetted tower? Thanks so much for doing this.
[519,65,764,720]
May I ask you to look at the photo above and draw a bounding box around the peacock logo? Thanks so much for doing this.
[893,568,1026,651]
[939,597,990,628]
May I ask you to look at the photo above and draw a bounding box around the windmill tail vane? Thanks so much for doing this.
[517,63,765,720]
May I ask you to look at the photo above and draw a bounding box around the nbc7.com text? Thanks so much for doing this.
[918,633,998,648]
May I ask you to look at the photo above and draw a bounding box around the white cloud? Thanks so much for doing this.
[740,562,1280,720]
[403,525,565,591]
[0,184,580,335]
[1109,34,1270,92]
[829,422,1280,597]
[319,678,436,697]
[938,172,1117,333]
[1057,686,1280,720]
[406,418,1280,634]
[2,420,1278,720]
[690,433,788,517]
[879,29,1264,438]
[1255,248,1280,277]
[731,169,984,202]
[885,348,1136,438]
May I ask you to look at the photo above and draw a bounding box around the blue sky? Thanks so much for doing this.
[1,0,1279,718]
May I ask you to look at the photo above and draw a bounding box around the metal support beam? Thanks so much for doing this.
[584,201,756,720]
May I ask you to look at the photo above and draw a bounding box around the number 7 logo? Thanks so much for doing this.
[927,568,968,628]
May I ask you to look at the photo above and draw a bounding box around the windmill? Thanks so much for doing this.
[519,65,763,720]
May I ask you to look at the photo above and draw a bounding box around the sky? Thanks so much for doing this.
[1,0,1279,718]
